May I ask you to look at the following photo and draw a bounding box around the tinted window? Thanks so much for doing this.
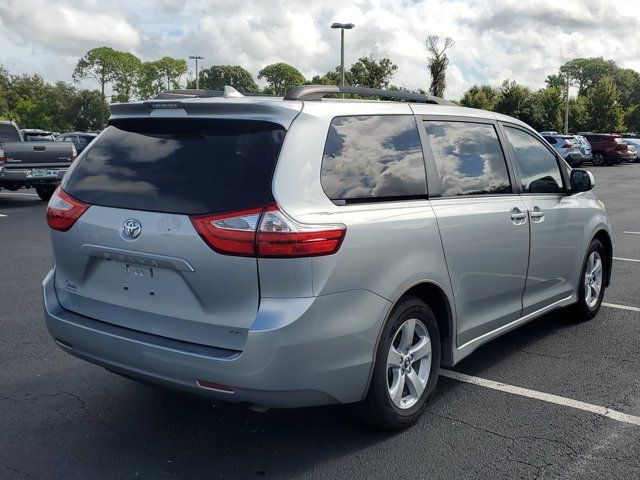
[0,124,21,142]
[543,136,557,144]
[504,126,563,194]
[63,119,285,215]
[424,121,511,197]
[321,116,426,203]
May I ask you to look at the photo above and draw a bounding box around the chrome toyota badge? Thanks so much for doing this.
[122,219,142,239]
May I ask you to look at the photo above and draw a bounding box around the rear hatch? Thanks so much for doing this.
[52,117,286,350]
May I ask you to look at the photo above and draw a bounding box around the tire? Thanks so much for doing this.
[592,153,605,166]
[568,239,606,320]
[353,296,441,430]
[36,184,56,201]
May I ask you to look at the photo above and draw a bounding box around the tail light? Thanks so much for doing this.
[0,146,5,165]
[71,144,78,162]
[561,142,573,149]
[46,187,89,231]
[191,204,346,258]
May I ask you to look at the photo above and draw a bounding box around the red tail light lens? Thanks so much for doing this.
[190,207,263,256]
[71,144,78,162]
[561,143,573,149]
[46,187,89,231]
[0,146,5,165]
[256,205,346,257]
[190,204,346,257]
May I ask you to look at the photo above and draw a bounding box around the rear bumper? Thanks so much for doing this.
[43,269,390,408]
[564,153,583,167]
[0,166,67,184]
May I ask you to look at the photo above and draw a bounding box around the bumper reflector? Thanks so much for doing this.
[196,380,234,393]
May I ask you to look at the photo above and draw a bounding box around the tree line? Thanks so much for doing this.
[1,45,638,134]
[460,57,640,132]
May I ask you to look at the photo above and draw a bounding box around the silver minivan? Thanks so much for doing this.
[43,85,612,430]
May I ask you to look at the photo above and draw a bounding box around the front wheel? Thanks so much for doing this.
[36,184,56,201]
[569,239,606,320]
[353,296,441,430]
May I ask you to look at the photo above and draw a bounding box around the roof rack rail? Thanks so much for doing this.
[153,86,277,100]
[283,85,454,105]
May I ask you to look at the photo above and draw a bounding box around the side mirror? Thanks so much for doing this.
[570,169,595,193]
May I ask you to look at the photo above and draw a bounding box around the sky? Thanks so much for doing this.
[1,0,639,100]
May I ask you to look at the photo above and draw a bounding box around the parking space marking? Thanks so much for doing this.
[602,302,640,313]
[0,192,38,197]
[614,257,640,263]
[0,213,7,218]
[623,231,640,235]
[440,369,640,427]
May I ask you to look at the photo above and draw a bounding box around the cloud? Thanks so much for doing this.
[0,0,639,99]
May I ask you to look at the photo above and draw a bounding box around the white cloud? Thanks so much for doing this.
[0,0,639,99]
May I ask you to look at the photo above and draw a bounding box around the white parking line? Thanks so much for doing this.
[0,192,38,197]
[613,257,640,263]
[602,302,640,313]
[440,369,640,427]
[0,213,6,218]
[623,231,640,235]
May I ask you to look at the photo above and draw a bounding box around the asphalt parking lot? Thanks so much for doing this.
[1,163,639,480]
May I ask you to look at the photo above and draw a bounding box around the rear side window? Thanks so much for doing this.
[543,136,557,144]
[424,121,511,197]
[63,119,285,215]
[0,124,21,142]
[321,115,426,203]
[503,126,564,194]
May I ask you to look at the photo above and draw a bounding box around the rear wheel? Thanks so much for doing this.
[592,153,605,166]
[36,185,56,201]
[569,239,606,320]
[353,296,440,430]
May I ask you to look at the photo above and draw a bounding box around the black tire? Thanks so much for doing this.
[36,184,56,201]
[568,239,607,321]
[592,153,605,166]
[353,296,441,431]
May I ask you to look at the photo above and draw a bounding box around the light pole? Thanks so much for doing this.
[189,55,204,89]
[564,73,570,134]
[331,23,355,88]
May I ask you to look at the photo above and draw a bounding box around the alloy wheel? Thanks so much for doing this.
[386,319,432,409]
[584,251,603,308]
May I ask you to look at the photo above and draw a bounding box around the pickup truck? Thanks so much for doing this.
[0,121,76,200]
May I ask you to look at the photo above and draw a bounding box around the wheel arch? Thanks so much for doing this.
[593,229,613,287]
[364,280,456,399]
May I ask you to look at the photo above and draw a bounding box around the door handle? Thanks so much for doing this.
[510,207,527,225]
[530,206,545,223]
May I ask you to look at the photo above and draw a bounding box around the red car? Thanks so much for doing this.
[580,133,634,165]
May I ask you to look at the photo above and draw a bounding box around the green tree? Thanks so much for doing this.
[494,80,541,128]
[110,51,142,103]
[559,57,618,96]
[258,63,306,95]
[346,56,398,89]
[426,35,454,97]
[188,65,259,93]
[309,70,341,86]
[568,96,589,133]
[624,105,640,133]
[459,84,500,110]
[584,76,625,132]
[535,86,565,132]
[73,47,136,127]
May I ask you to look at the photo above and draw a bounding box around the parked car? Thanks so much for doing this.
[572,135,593,163]
[541,133,583,167]
[56,132,98,154]
[622,138,640,162]
[579,133,634,165]
[43,85,612,431]
[20,129,56,142]
[0,121,76,200]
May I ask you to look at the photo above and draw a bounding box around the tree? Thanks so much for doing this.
[73,47,139,127]
[494,80,542,129]
[309,70,340,86]
[136,57,187,100]
[584,76,625,132]
[559,57,618,97]
[156,56,188,90]
[460,84,500,110]
[426,35,454,97]
[258,63,306,95]
[188,65,259,93]
[110,51,142,103]
[535,86,565,132]
[624,105,640,133]
[346,56,398,89]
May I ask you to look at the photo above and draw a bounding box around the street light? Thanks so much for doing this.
[331,22,355,88]
[189,55,204,89]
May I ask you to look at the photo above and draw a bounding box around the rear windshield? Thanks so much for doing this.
[62,119,285,215]
[0,124,21,142]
